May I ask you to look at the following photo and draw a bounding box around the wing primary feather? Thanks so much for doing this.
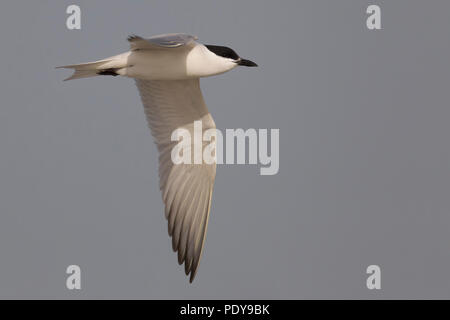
[171,173,195,251]
[168,172,191,239]
[185,185,209,276]
[177,182,201,264]
[190,188,213,282]
[184,186,207,275]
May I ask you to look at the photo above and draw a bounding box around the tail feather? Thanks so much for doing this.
[61,69,99,81]
[57,52,129,81]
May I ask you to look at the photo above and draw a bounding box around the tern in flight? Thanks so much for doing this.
[58,33,257,282]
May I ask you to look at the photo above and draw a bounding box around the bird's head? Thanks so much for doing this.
[186,44,257,78]
[205,44,258,67]
[205,45,258,68]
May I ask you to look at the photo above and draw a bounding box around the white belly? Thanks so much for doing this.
[124,50,190,80]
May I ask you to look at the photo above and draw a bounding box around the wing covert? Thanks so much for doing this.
[128,33,198,51]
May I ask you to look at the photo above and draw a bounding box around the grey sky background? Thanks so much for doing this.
[0,0,450,299]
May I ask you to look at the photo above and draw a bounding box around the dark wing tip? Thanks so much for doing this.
[97,68,119,76]
[127,34,142,42]
[189,268,198,283]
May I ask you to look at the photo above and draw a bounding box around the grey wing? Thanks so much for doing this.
[128,33,198,51]
[135,79,216,282]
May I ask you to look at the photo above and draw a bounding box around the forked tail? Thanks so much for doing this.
[57,52,130,81]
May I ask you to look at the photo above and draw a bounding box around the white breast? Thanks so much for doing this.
[186,44,237,78]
